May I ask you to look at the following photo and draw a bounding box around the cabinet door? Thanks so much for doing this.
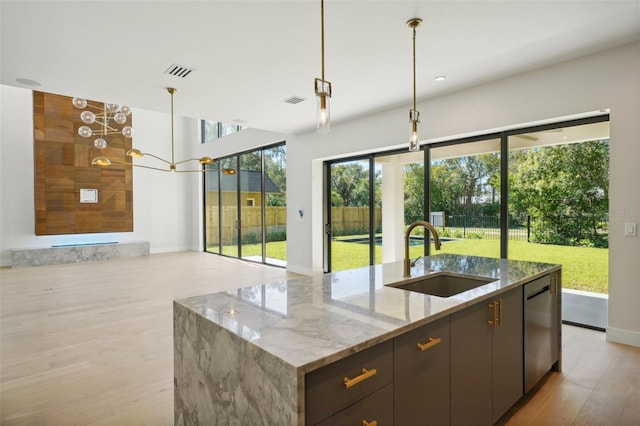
[394,316,450,426]
[306,340,393,425]
[492,286,523,423]
[316,384,393,426]
[551,271,561,369]
[450,299,492,426]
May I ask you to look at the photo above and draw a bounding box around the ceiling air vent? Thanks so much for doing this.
[283,95,305,105]
[165,63,195,78]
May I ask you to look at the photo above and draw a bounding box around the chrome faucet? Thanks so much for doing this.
[403,221,441,277]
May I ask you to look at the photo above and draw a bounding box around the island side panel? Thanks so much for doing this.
[174,301,300,425]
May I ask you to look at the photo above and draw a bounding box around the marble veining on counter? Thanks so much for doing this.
[174,254,559,425]
[176,254,558,372]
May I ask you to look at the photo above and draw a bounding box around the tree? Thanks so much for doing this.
[404,163,424,223]
[265,145,287,206]
[509,140,609,247]
[427,153,500,217]
[330,162,380,207]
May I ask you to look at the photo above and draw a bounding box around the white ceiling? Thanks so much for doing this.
[2,1,639,135]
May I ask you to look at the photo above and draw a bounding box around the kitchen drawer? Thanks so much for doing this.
[317,384,393,426]
[305,340,393,425]
[394,316,449,426]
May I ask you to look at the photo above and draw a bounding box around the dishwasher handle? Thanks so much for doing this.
[526,285,550,301]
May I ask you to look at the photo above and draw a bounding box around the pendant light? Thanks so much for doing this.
[91,88,216,172]
[407,18,422,152]
[314,0,332,134]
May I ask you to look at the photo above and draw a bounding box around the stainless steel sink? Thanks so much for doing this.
[386,273,494,297]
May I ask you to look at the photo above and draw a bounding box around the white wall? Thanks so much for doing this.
[1,42,638,347]
[286,42,640,346]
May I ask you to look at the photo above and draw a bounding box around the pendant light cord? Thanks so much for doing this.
[321,0,325,82]
[170,89,175,166]
[412,25,417,111]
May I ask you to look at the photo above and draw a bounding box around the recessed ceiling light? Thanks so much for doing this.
[16,78,42,87]
[434,75,446,82]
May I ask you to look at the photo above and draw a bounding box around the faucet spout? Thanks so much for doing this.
[403,220,441,277]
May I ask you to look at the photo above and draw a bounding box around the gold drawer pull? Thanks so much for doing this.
[362,420,378,426]
[416,337,442,351]
[344,368,377,388]
[488,302,497,329]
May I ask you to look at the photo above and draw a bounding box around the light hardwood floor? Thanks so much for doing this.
[1,252,639,425]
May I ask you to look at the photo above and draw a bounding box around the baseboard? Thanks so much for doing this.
[606,326,640,348]
[285,264,314,276]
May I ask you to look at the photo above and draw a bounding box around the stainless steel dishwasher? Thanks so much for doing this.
[524,274,554,393]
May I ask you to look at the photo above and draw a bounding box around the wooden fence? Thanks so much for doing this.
[206,206,381,244]
[206,206,287,244]
[331,207,382,235]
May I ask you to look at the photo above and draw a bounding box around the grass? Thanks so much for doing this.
[434,239,608,293]
[209,238,608,294]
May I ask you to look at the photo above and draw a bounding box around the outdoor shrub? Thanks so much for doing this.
[243,232,259,244]
[266,230,286,242]
[466,232,484,239]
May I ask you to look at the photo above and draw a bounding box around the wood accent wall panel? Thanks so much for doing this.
[33,91,133,235]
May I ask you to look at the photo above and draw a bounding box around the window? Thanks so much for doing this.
[201,119,246,143]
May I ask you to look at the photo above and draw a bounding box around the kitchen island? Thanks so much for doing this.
[174,254,561,425]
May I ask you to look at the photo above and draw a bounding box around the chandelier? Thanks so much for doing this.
[314,0,331,134]
[407,18,422,152]
[91,87,214,172]
[72,97,133,150]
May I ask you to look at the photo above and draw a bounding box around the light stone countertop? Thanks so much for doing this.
[175,254,560,374]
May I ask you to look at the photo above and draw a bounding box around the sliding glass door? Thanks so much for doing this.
[204,161,221,254]
[204,143,286,267]
[239,150,263,262]
[264,145,287,266]
[327,158,373,271]
[507,120,610,329]
[322,116,609,330]
[220,156,239,257]
[429,138,501,259]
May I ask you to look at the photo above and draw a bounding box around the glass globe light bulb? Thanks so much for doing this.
[106,103,121,113]
[122,126,133,138]
[78,126,93,138]
[91,156,111,167]
[120,106,132,116]
[72,97,87,109]
[80,111,96,124]
[94,138,107,149]
[113,113,127,125]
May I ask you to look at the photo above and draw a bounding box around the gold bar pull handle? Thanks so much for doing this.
[344,368,377,389]
[496,299,502,327]
[488,302,497,329]
[362,420,378,426]
[416,337,442,351]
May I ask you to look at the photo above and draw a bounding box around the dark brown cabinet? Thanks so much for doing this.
[304,277,558,426]
[317,384,394,426]
[394,316,450,426]
[450,286,523,426]
[305,340,393,425]
[551,271,561,370]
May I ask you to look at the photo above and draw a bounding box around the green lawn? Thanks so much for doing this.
[435,239,608,293]
[211,238,608,294]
